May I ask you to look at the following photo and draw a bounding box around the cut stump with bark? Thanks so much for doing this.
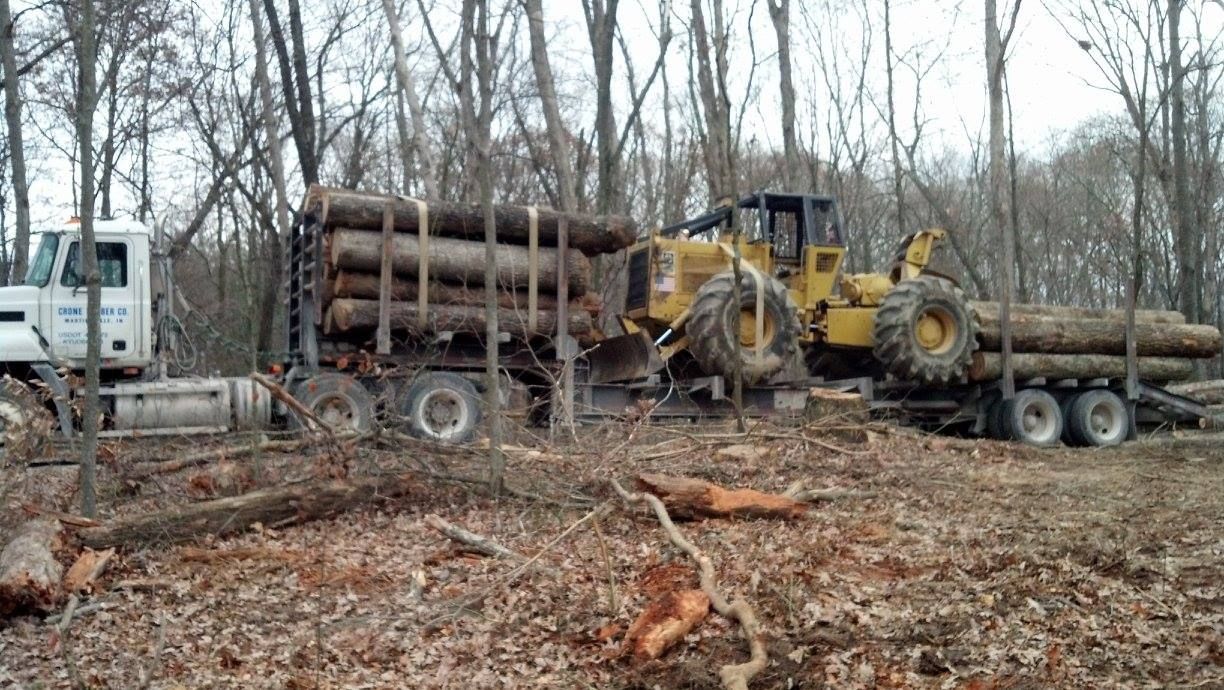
[806,388,869,442]
[623,589,710,660]
[634,474,808,521]
[0,519,64,615]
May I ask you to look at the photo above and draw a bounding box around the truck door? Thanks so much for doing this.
[50,238,139,363]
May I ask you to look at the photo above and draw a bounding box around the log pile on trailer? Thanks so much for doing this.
[300,185,638,345]
[966,302,1219,382]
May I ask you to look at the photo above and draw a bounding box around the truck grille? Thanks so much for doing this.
[626,247,650,311]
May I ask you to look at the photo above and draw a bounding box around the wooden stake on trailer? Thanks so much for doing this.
[555,216,573,427]
[377,202,394,355]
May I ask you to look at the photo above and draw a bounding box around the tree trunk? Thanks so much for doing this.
[0,0,30,284]
[883,0,905,237]
[635,474,808,521]
[1167,0,1198,322]
[330,228,590,296]
[766,0,799,190]
[969,352,1194,382]
[1166,380,1224,405]
[0,519,64,615]
[303,185,636,255]
[382,0,439,198]
[976,317,1220,357]
[325,298,593,339]
[77,474,423,550]
[72,0,100,518]
[689,0,735,202]
[969,301,1186,324]
[584,0,621,214]
[525,0,578,214]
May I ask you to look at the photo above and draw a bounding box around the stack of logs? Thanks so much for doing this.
[967,302,1221,382]
[302,185,639,342]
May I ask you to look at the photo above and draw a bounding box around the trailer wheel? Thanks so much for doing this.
[986,397,1010,440]
[0,377,52,463]
[1065,390,1127,447]
[687,271,800,384]
[1000,389,1063,447]
[290,373,375,433]
[399,372,482,443]
[872,276,978,386]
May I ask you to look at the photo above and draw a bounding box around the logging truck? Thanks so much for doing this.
[0,186,1218,457]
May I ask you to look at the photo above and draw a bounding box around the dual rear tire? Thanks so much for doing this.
[986,388,1129,447]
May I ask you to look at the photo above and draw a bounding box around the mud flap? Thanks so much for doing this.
[586,331,665,383]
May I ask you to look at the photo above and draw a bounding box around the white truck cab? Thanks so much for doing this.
[1,219,152,372]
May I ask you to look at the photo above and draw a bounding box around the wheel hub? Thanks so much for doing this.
[739,309,777,348]
[314,395,356,430]
[420,390,466,437]
[915,306,957,354]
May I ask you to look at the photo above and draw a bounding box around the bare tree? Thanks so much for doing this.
[69,0,100,517]
[766,0,799,189]
[1167,0,1198,321]
[523,0,576,213]
[262,0,319,185]
[383,0,439,198]
[249,0,290,249]
[0,0,30,283]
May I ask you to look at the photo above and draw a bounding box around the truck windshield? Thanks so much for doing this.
[25,234,59,287]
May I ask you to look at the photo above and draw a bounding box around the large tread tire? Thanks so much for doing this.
[1065,389,1128,447]
[290,373,375,433]
[1000,388,1063,447]
[686,271,800,384]
[872,275,978,386]
[397,372,482,443]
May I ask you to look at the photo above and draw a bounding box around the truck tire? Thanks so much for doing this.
[1000,388,1063,447]
[687,271,800,384]
[872,275,978,386]
[0,377,51,463]
[399,372,482,443]
[1065,390,1127,447]
[985,396,1010,440]
[290,373,375,433]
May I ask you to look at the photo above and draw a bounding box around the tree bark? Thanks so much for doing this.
[969,352,1194,382]
[249,0,291,251]
[303,185,636,255]
[330,228,590,296]
[77,474,423,549]
[325,298,593,338]
[969,301,1186,324]
[524,0,578,214]
[0,0,30,283]
[1166,380,1224,405]
[690,0,735,202]
[382,0,439,198]
[976,317,1220,358]
[1167,0,1199,322]
[624,589,710,660]
[330,269,590,313]
[0,519,63,615]
[583,0,621,214]
[635,474,808,521]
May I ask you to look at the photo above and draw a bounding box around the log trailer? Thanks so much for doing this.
[0,187,1218,457]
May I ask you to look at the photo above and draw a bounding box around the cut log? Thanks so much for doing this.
[62,547,115,594]
[0,519,64,615]
[302,184,638,256]
[623,589,710,660]
[969,352,1194,382]
[1167,380,1224,405]
[329,270,603,318]
[325,298,593,338]
[76,474,422,549]
[331,228,590,296]
[634,474,808,520]
[969,301,1186,324]
[976,317,1220,358]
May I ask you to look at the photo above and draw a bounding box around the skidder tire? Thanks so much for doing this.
[872,275,978,386]
[290,373,375,433]
[1065,389,1127,447]
[1001,388,1063,447]
[399,372,482,443]
[687,271,800,384]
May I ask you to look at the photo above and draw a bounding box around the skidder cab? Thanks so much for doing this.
[593,191,978,386]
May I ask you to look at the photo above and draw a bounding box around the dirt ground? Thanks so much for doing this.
[0,421,1221,689]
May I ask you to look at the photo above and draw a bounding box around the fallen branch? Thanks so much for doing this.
[20,504,101,528]
[782,480,877,503]
[76,473,422,549]
[126,437,325,479]
[636,474,808,520]
[424,514,523,560]
[611,479,768,690]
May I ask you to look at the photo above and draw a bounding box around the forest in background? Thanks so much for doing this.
[0,0,1220,375]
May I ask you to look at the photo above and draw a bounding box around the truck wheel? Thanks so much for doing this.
[687,271,800,384]
[872,276,978,386]
[290,373,375,433]
[0,377,52,463]
[1000,389,1063,447]
[399,372,482,443]
[986,397,1010,440]
[1065,390,1127,447]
